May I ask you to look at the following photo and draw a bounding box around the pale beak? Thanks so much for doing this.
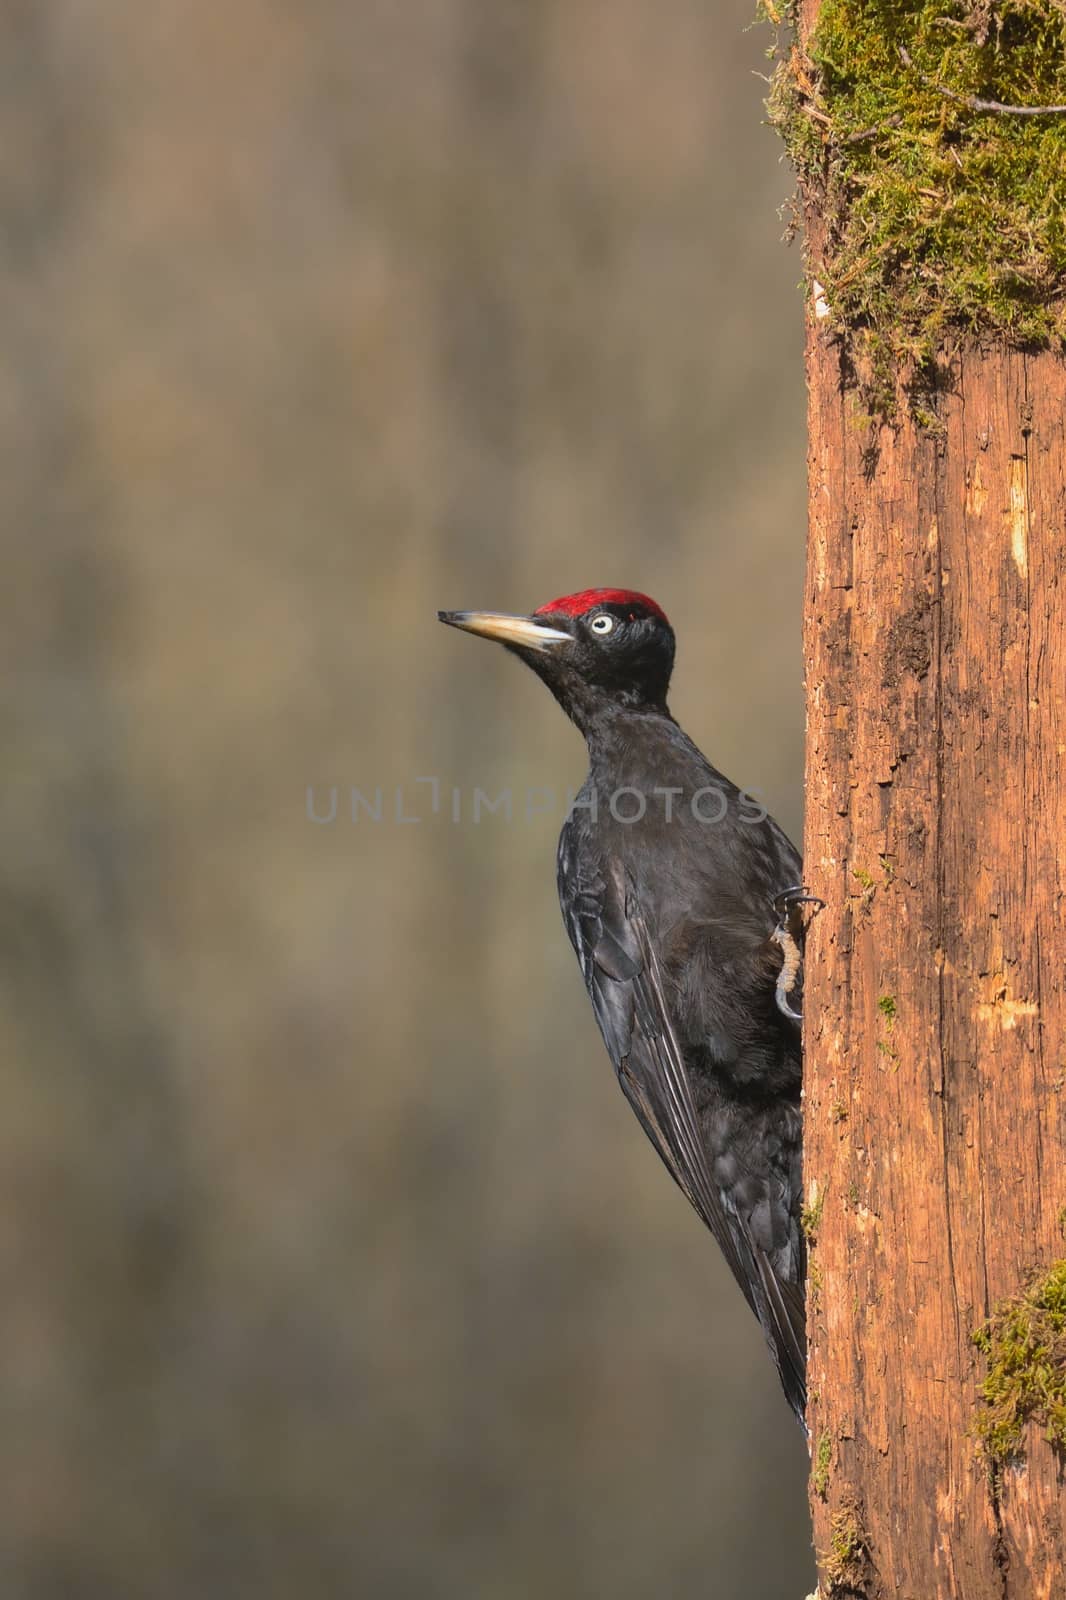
[438,610,571,653]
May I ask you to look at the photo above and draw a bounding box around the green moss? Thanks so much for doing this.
[822,1505,868,1590]
[876,991,899,1063]
[852,865,877,919]
[765,0,1066,392]
[803,1187,826,1240]
[971,1257,1066,1467]
[813,1429,833,1497]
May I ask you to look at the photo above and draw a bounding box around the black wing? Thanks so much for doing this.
[559,847,806,1422]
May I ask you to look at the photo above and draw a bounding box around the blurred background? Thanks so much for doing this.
[1,2,810,1595]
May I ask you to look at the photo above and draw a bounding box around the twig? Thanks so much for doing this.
[844,113,903,144]
[898,45,1066,115]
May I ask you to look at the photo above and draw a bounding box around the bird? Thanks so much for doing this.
[439,588,812,1424]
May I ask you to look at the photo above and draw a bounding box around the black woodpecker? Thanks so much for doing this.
[439,588,811,1424]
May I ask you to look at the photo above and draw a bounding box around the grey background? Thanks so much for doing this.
[1,2,811,1595]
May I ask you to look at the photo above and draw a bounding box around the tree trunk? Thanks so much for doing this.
[805,332,1066,1599]
[797,9,1066,1599]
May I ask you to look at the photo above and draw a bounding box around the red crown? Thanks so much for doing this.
[534,588,668,624]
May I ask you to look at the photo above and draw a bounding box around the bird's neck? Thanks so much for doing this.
[578,699,679,771]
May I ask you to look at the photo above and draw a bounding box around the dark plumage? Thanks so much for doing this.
[439,589,806,1423]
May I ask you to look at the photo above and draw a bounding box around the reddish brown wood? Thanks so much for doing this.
[794,0,1066,1584]
[803,328,1066,1596]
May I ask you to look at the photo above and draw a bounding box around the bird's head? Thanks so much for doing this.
[438,588,675,731]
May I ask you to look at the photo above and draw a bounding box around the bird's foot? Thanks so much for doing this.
[772,884,825,923]
[770,885,824,1023]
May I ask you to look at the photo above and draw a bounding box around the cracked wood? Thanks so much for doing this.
[802,332,1066,1598]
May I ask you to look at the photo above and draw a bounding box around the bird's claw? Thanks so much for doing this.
[772,884,825,922]
[770,885,824,1024]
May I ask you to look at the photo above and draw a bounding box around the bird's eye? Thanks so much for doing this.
[589,614,615,636]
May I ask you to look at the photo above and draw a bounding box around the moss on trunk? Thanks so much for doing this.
[971,1257,1066,1469]
[765,0,1066,400]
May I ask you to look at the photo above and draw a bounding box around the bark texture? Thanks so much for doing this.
[804,334,1066,1597]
